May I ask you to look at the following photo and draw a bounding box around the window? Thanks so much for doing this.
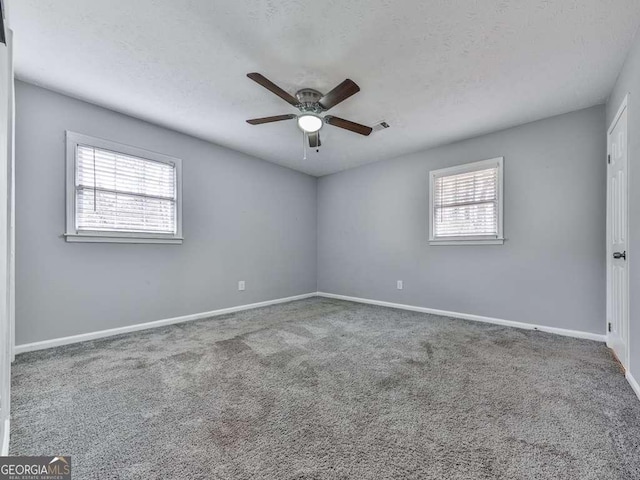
[429,157,503,245]
[65,132,182,244]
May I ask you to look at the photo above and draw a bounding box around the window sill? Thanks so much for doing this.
[64,233,183,244]
[429,238,504,246]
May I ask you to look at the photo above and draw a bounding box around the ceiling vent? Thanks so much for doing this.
[372,121,390,133]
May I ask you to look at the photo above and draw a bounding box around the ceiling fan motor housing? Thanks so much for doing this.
[296,89,324,114]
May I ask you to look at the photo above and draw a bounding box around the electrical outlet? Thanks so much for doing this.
[397,280,403,290]
[238,281,245,291]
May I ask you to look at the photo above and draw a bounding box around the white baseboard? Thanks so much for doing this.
[317,292,606,342]
[626,371,640,402]
[15,290,608,355]
[14,292,317,355]
[1,418,9,456]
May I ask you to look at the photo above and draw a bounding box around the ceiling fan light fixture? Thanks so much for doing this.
[297,114,323,133]
[246,74,372,141]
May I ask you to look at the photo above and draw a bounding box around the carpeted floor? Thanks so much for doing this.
[10,297,640,479]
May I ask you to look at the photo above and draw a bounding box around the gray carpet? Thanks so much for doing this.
[10,297,640,479]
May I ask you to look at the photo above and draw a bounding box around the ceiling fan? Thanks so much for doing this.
[246,72,373,149]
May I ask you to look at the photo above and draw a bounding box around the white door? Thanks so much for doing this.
[607,96,629,369]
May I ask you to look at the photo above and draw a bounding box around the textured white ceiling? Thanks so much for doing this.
[7,0,640,176]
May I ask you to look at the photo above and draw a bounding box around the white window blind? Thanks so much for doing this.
[430,158,503,244]
[75,144,177,235]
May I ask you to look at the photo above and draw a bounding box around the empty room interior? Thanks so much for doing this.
[0,0,639,478]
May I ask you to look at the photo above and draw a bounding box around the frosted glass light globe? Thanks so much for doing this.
[297,114,323,133]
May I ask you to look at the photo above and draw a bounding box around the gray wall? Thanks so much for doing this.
[318,106,606,335]
[15,80,609,347]
[607,28,640,380]
[15,81,317,345]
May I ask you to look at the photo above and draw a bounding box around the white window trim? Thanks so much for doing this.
[428,157,504,246]
[65,131,183,244]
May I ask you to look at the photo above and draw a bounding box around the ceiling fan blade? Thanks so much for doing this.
[246,114,297,125]
[308,131,321,148]
[319,79,360,110]
[247,73,300,107]
[324,116,372,136]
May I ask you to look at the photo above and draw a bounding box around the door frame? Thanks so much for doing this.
[606,93,630,370]
[0,26,10,456]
